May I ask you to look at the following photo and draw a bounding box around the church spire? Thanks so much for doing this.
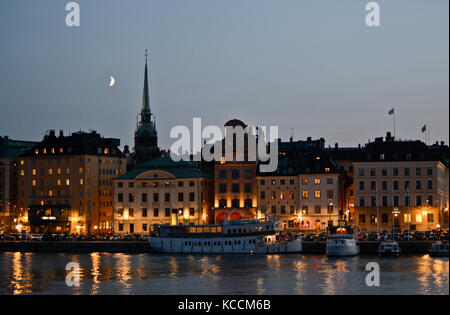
[141,49,151,122]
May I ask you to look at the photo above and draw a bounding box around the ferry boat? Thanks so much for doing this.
[378,241,401,257]
[149,218,302,254]
[429,241,449,257]
[326,213,359,257]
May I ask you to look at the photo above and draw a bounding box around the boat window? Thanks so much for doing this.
[243,229,247,233]
[238,228,242,233]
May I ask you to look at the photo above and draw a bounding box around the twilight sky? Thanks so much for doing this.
[0,0,448,150]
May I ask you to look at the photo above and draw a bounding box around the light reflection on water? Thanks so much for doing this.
[0,253,448,295]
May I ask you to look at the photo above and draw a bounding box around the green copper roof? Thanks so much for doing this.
[116,157,211,180]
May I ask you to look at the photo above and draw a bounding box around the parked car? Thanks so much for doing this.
[30,233,44,241]
[379,231,388,241]
[318,233,327,242]
[304,234,317,241]
[414,232,426,240]
[368,232,378,241]
[403,230,413,241]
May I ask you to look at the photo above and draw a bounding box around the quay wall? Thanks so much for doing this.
[0,241,435,254]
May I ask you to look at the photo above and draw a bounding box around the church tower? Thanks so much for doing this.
[134,50,160,164]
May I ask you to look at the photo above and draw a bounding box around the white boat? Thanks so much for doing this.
[326,220,359,257]
[429,241,449,257]
[149,218,302,254]
[378,241,401,257]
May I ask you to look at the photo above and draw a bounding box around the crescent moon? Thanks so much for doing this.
[109,76,115,87]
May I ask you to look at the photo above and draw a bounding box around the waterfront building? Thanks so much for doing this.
[213,119,259,223]
[133,52,160,166]
[0,136,37,233]
[353,133,449,232]
[113,157,214,234]
[17,130,126,234]
[257,138,343,232]
[325,143,364,225]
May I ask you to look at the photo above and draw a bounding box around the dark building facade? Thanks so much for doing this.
[17,130,127,234]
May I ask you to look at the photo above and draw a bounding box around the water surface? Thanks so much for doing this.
[0,252,447,295]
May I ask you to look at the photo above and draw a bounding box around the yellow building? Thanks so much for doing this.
[353,135,449,232]
[17,130,126,234]
[113,157,213,234]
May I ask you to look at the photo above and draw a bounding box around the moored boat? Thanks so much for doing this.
[378,241,401,257]
[326,212,359,257]
[149,218,302,254]
[429,241,449,257]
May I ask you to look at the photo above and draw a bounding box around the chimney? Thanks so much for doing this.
[49,130,56,137]
[441,141,445,146]
[307,137,312,141]
[358,144,361,149]
[335,143,338,149]
[59,130,64,137]
[386,132,392,142]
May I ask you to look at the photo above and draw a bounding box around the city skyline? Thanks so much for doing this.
[0,0,448,151]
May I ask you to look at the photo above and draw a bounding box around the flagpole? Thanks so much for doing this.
[393,109,396,138]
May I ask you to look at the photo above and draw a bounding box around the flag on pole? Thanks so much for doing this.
[421,125,426,133]
[388,108,394,115]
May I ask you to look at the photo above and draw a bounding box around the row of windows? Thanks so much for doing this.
[269,205,297,214]
[358,213,434,224]
[299,205,335,215]
[118,181,196,188]
[218,199,253,208]
[259,178,334,186]
[219,183,253,193]
[358,179,433,191]
[358,195,435,207]
[34,147,112,155]
[117,208,196,218]
[358,167,433,177]
[118,192,198,203]
[218,169,253,179]
[260,191,296,200]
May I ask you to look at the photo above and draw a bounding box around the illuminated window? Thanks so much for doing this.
[35,149,39,155]
[32,180,36,186]
[57,168,61,175]
[66,179,70,186]
[59,148,64,153]
[271,191,276,200]
[104,148,109,154]
[302,190,309,199]
[20,170,24,176]
[32,169,36,176]
[302,179,308,185]
[325,168,330,173]
[57,179,61,186]
[289,191,295,199]
[415,214,422,223]
[280,192,286,200]
[48,169,53,175]
[51,148,55,154]
[79,168,84,175]
[404,214,411,223]
[314,178,321,185]
[43,148,47,154]
[80,179,84,185]
[66,168,70,175]
[49,190,53,197]
[20,160,24,165]
[314,190,321,199]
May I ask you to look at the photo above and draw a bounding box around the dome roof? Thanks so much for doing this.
[224,119,247,128]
